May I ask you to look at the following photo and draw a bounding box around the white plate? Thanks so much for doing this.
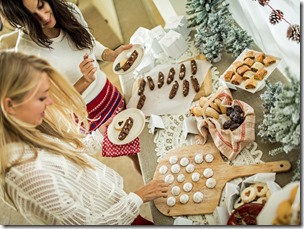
[107,108,145,145]
[113,44,144,75]
[219,48,281,93]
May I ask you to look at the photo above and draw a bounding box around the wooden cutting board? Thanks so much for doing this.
[153,143,291,216]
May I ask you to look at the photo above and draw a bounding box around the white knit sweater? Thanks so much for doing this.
[4,131,143,225]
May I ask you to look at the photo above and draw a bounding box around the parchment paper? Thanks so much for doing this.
[126,59,212,116]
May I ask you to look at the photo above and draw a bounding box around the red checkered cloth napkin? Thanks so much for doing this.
[102,129,141,157]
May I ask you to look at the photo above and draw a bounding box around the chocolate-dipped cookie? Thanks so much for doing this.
[179,63,186,80]
[158,72,164,88]
[137,79,146,95]
[118,117,134,140]
[137,94,146,109]
[167,67,175,84]
[169,80,179,99]
[121,50,138,71]
[190,75,200,92]
[182,79,190,97]
[147,76,155,90]
[190,59,197,75]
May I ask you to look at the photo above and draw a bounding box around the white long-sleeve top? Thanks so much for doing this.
[4,131,143,225]
[15,3,107,104]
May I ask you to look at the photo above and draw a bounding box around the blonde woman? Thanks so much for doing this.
[0,51,168,225]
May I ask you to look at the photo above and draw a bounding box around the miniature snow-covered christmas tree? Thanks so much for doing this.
[258,69,300,181]
[186,0,253,62]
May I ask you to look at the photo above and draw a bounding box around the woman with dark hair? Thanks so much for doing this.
[0,0,141,167]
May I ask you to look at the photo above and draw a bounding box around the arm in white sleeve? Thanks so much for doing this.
[81,129,104,155]
[6,165,143,225]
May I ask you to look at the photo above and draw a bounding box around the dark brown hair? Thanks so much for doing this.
[0,0,94,50]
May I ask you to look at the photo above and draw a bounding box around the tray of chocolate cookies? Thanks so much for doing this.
[126,59,212,116]
[220,49,281,93]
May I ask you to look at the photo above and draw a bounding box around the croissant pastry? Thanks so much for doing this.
[243,57,255,67]
[224,70,234,82]
[263,56,276,66]
[244,77,257,89]
[243,50,255,60]
[243,70,255,80]
[236,65,251,76]
[255,52,265,63]
[254,68,268,80]
[230,74,243,85]
[251,62,264,72]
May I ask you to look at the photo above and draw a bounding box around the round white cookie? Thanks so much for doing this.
[171,186,181,196]
[177,174,185,183]
[185,163,195,173]
[194,153,204,164]
[171,164,180,174]
[193,191,204,203]
[114,119,125,130]
[183,182,193,192]
[203,168,214,178]
[180,157,189,167]
[169,155,178,164]
[164,174,174,184]
[167,196,176,207]
[205,153,214,163]
[159,165,168,175]
[206,177,217,188]
[179,194,189,204]
[191,172,200,182]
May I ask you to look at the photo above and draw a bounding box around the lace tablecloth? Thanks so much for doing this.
[146,66,265,225]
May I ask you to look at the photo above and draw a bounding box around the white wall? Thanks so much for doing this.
[227,0,300,79]
[153,0,187,22]
[92,0,123,42]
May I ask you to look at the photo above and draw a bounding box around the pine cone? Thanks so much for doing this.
[258,0,270,6]
[269,10,284,25]
[287,24,300,43]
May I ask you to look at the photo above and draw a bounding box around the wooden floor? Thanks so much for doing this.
[0,0,165,225]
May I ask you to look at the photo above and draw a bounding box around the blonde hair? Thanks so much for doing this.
[0,51,94,202]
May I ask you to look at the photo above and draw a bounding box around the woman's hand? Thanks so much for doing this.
[134,179,169,203]
[98,116,114,135]
[79,53,97,83]
[102,44,133,62]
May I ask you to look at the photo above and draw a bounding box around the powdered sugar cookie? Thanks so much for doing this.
[194,153,204,164]
[180,194,189,204]
[205,154,214,163]
[177,174,185,183]
[171,164,180,174]
[164,174,174,184]
[171,186,181,196]
[180,157,189,167]
[159,165,168,175]
[206,177,217,188]
[183,182,193,192]
[169,155,178,164]
[185,163,195,173]
[203,168,214,178]
[167,196,176,207]
[193,191,204,203]
[191,172,200,182]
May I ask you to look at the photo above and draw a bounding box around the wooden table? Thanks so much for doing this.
[122,47,299,225]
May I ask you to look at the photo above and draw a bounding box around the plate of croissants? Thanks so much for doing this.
[220,49,281,93]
